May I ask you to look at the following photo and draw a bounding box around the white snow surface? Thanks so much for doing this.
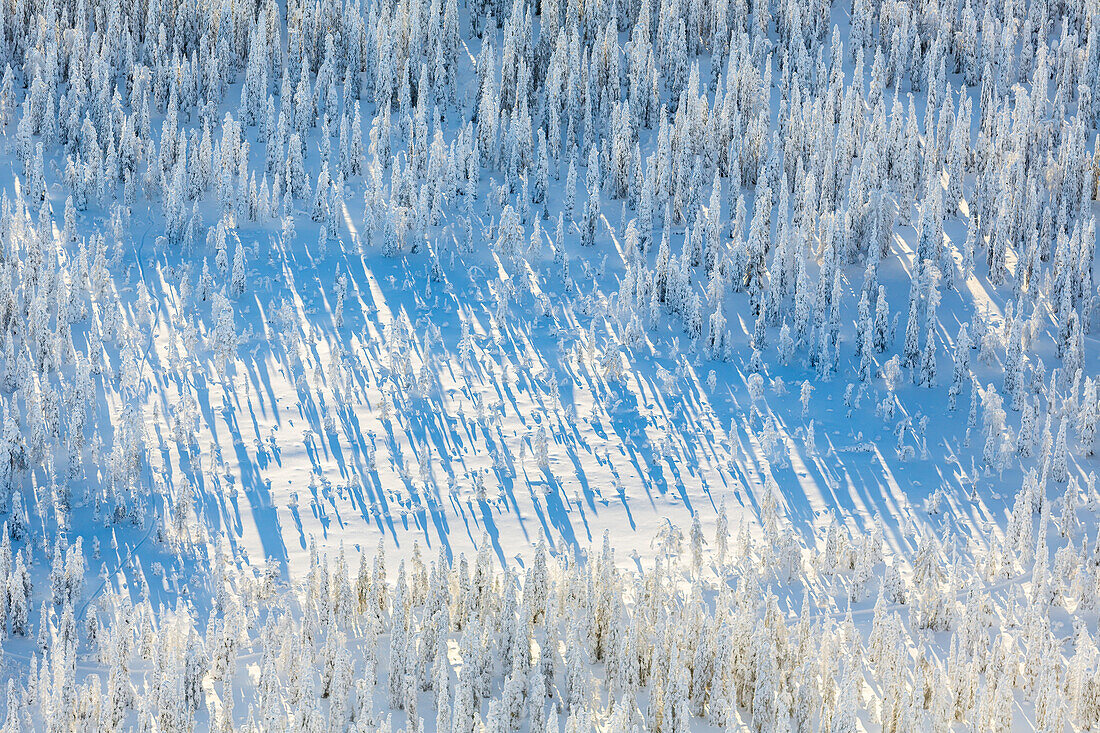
[0,0,1094,727]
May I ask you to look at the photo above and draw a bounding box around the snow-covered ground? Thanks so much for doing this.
[0,0,1094,727]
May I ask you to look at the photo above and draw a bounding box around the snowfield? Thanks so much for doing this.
[0,0,1094,727]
